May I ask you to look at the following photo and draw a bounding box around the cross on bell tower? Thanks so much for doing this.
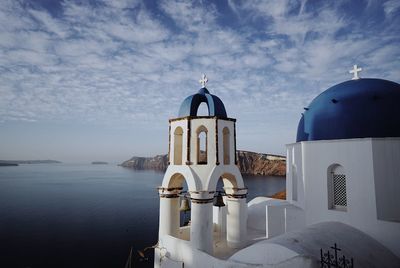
[349,65,362,80]
[199,73,208,88]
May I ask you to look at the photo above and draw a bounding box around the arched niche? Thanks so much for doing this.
[223,127,230,165]
[173,127,183,165]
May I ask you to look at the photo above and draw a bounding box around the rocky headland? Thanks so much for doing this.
[120,150,286,176]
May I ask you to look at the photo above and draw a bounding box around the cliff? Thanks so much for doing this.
[236,150,286,176]
[270,190,286,200]
[120,154,169,172]
[120,150,286,176]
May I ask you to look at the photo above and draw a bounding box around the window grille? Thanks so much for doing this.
[333,174,347,207]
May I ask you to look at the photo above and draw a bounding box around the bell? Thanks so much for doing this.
[213,191,225,207]
[179,197,191,212]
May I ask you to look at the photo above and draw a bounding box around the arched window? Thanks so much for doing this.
[196,102,209,116]
[197,126,207,164]
[223,127,230,165]
[328,164,347,211]
[174,127,183,165]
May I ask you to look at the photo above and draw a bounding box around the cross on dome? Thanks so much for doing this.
[199,74,208,88]
[349,65,362,80]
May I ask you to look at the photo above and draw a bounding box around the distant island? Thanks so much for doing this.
[0,160,61,165]
[0,162,18,166]
[120,150,286,176]
[92,161,108,165]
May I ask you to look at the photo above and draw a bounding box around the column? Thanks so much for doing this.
[158,187,181,238]
[189,191,214,254]
[225,187,248,248]
[213,205,227,234]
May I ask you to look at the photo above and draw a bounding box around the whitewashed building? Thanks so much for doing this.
[155,72,400,268]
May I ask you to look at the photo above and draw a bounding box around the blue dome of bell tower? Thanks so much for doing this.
[297,78,400,142]
[178,74,227,118]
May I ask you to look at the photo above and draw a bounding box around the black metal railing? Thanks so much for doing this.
[320,243,354,268]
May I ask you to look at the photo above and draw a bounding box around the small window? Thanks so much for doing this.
[333,174,347,207]
[328,164,347,211]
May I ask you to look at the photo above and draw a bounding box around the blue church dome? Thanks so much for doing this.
[178,87,227,118]
[297,78,400,142]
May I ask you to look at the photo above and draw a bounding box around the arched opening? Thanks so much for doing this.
[220,173,238,189]
[173,127,183,165]
[178,180,191,236]
[196,102,209,116]
[212,173,246,249]
[197,126,208,164]
[165,173,192,241]
[223,127,230,165]
[327,164,347,211]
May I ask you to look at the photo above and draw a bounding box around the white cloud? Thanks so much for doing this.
[0,0,398,130]
[29,9,70,38]
[160,0,218,33]
[383,0,400,16]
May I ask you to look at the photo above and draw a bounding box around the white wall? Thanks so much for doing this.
[155,234,317,268]
[371,138,400,222]
[247,197,306,238]
[289,138,400,257]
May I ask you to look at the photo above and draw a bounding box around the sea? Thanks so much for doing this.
[0,164,285,268]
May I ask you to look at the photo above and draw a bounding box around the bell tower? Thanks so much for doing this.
[157,75,247,257]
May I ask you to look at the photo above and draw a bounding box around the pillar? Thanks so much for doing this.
[158,187,181,238]
[225,187,248,248]
[189,191,214,254]
[213,205,227,234]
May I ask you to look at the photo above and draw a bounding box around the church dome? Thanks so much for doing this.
[297,78,400,142]
[178,87,227,118]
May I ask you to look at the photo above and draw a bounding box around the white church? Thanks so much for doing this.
[154,70,400,268]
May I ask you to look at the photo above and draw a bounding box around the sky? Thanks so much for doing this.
[0,0,399,163]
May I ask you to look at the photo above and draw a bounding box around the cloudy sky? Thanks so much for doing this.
[0,0,399,163]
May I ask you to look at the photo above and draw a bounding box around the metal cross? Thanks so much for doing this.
[199,74,208,88]
[349,65,362,80]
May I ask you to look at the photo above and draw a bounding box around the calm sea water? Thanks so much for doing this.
[0,164,285,268]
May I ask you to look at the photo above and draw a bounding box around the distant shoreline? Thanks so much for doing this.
[120,150,286,177]
[0,160,62,165]
[0,162,19,166]
[91,161,108,165]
